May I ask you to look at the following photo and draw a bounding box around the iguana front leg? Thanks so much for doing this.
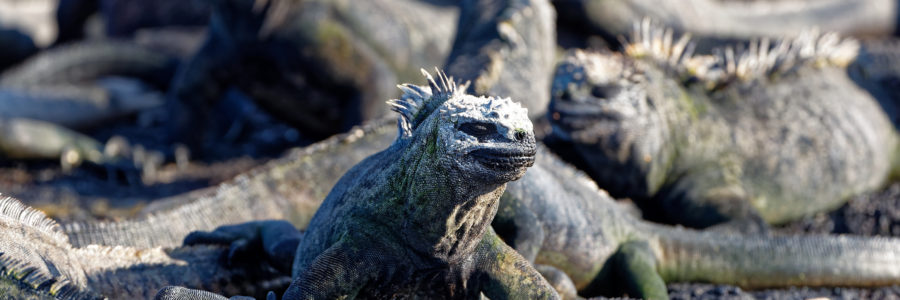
[476,228,561,300]
[184,220,302,273]
[282,238,379,299]
[613,240,668,300]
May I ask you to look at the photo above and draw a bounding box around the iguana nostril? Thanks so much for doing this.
[515,130,526,141]
[591,86,607,98]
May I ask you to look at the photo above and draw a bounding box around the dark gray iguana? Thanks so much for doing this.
[187,70,557,299]
[60,8,900,299]
[68,107,900,299]
[546,23,900,229]
[0,195,290,299]
[63,0,557,251]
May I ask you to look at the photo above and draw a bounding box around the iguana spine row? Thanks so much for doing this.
[623,18,860,88]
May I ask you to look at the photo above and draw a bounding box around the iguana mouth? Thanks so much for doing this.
[470,147,536,171]
[552,101,622,132]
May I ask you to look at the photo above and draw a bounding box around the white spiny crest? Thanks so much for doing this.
[387,68,470,138]
[624,18,859,89]
[623,17,695,71]
[696,28,859,87]
[0,194,70,246]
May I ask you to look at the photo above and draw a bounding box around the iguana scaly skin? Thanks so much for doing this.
[547,24,900,228]
[0,195,290,299]
[64,117,398,249]
[63,0,556,251]
[272,70,553,299]
[168,0,458,146]
[71,114,900,299]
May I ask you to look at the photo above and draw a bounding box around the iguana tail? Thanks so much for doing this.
[65,118,397,249]
[1,195,289,299]
[652,225,900,288]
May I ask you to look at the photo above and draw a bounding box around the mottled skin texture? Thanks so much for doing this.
[553,0,899,46]
[168,0,458,149]
[547,49,900,228]
[64,117,900,299]
[274,70,554,299]
[497,149,900,299]
[0,196,289,299]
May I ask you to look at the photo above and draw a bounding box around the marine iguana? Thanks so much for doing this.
[278,69,552,299]
[167,0,459,148]
[546,22,900,228]
[0,195,290,299]
[59,6,900,298]
[47,3,900,298]
[65,0,557,251]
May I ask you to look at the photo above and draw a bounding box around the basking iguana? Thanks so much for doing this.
[64,0,556,252]
[167,0,459,147]
[0,195,290,299]
[74,106,900,296]
[178,70,557,299]
[546,22,900,228]
[61,6,900,299]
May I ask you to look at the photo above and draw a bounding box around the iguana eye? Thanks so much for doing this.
[459,122,496,138]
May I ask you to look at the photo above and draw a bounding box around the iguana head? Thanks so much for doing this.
[389,69,536,184]
[548,50,670,198]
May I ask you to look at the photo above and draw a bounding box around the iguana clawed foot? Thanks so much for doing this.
[184,220,302,273]
[154,286,277,300]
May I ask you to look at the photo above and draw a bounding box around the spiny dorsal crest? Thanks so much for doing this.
[388,68,471,138]
[566,49,641,86]
[623,17,695,71]
[623,18,859,88]
[0,195,69,246]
